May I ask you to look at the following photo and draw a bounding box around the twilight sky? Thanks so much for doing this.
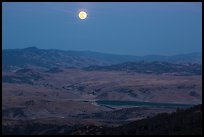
[2,2,202,56]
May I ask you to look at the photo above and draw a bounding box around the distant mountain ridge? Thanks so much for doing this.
[2,47,202,71]
[84,61,202,75]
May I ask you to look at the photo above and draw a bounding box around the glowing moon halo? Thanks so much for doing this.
[78,11,87,20]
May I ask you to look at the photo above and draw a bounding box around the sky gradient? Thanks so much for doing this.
[2,2,202,56]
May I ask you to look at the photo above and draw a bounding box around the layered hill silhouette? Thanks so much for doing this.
[2,47,202,135]
[3,47,202,71]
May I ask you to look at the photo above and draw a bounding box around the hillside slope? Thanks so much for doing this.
[84,61,202,75]
[71,104,202,135]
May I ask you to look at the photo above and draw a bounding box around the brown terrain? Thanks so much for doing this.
[2,67,202,131]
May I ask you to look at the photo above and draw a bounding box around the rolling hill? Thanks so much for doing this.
[2,47,202,71]
[84,61,202,75]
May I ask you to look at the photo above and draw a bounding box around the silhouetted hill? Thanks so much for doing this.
[3,104,201,135]
[2,47,201,71]
[71,104,202,135]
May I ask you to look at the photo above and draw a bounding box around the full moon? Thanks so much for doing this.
[78,11,87,20]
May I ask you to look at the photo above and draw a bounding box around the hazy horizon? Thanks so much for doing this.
[2,2,202,56]
[2,46,202,57]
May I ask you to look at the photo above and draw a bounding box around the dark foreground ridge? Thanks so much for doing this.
[71,104,202,135]
[2,104,202,135]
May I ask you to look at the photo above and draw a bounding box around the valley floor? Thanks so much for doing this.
[2,68,202,135]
